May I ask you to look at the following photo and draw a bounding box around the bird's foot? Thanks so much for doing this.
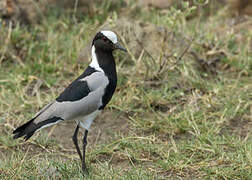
[81,164,89,175]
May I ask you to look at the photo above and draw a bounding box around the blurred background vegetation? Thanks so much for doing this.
[0,0,251,179]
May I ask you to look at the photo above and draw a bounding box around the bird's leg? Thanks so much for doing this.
[82,129,89,173]
[72,124,83,161]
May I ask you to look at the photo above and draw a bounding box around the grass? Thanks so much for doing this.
[0,1,252,179]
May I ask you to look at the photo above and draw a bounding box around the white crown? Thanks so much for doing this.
[101,30,118,44]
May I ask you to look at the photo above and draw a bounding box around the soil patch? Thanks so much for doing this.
[46,110,129,150]
[222,114,252,138]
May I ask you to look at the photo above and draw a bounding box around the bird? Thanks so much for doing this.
[13,30,127,173]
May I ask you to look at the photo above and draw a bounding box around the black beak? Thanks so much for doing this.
[114,42,127,52]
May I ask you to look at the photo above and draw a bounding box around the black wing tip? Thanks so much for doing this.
[13,116,63,141]
[13,119,36,140]
[13,130,34,141]
[13,133,20,139]
[24,132,35,141]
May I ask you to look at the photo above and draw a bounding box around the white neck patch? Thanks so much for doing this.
[101,30,118,44]
[90,45,104,72]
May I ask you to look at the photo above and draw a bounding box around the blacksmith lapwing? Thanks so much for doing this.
[13,30,126,173]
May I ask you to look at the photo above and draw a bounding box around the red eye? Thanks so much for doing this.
[102,37,108,42]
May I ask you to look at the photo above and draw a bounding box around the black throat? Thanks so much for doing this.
[94,46,117,109]
[95,46,117,79]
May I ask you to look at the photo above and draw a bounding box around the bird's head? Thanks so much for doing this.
[92,30,127,52]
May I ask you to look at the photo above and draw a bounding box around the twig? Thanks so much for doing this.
[119,34,137,63]
[46,125,57,142]
[74,0,79,15]
[18,146,30,173]
[0,21,12,66]
[136,49,144,70]
[134,32,156,66]
[156,29,173,76]
[178,38,194,62]
[168,37,194,70]
[11,54,25,67]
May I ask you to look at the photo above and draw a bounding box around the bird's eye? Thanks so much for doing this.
[102,37,108,42]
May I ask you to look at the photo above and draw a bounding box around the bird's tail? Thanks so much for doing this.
[13,117,37,140]
[13,116,63,141]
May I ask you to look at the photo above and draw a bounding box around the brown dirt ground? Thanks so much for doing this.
[45,110,129,150]
[225,114,252,138]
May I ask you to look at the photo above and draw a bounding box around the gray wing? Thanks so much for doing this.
[33,71,109,124]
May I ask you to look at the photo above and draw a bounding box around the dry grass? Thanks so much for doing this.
[0,1,251,179]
